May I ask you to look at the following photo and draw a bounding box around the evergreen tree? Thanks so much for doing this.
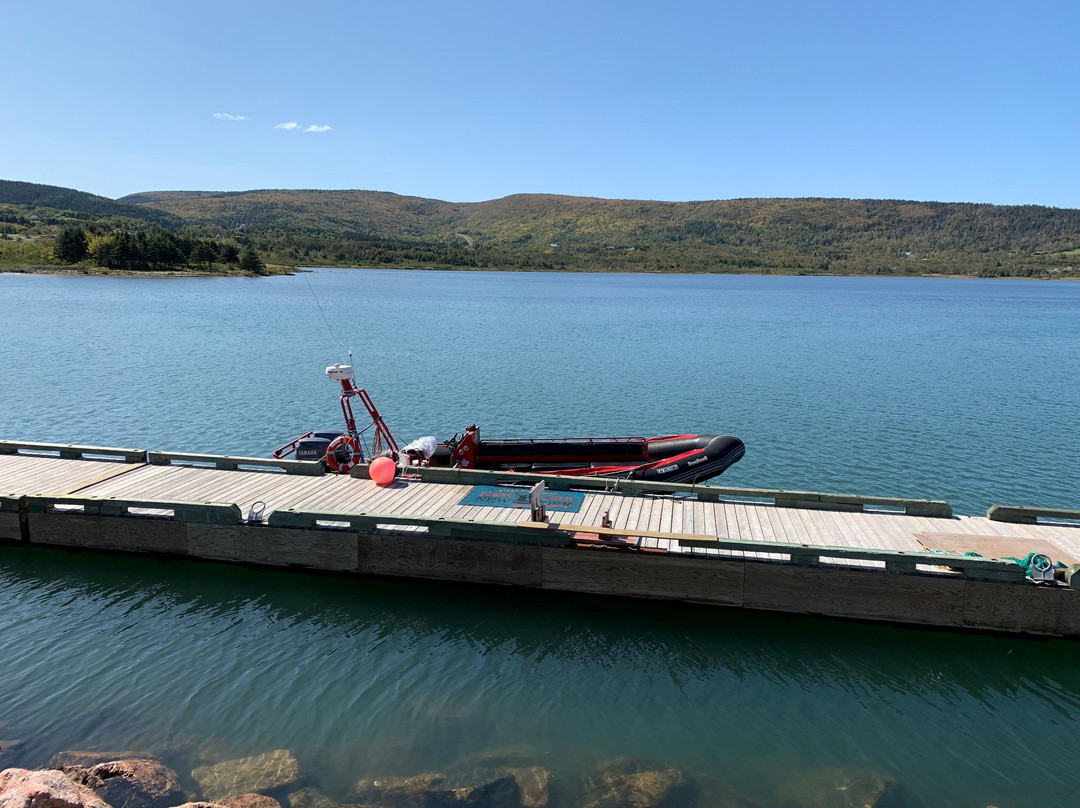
[54,227,88,263]
[219,243,240,264]
[190,241,217,270]
[239,247,267,274]
[147,232,185,269]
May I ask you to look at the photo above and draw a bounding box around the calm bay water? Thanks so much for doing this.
[2,270,1080,808]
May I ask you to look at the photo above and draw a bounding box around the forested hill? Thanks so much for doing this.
[115,189,1080,276]
[4,178,1079,277]
[0,180,181,228]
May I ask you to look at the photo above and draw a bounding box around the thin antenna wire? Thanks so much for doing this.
[305,272,347,364]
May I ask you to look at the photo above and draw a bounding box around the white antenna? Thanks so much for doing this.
[305,272,348,365]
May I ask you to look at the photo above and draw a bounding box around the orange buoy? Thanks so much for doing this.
[369,455,397,486]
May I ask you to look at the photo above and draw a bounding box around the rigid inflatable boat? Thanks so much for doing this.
[274,364,744,484]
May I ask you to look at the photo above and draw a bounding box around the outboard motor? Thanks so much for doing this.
[294,430,344,461]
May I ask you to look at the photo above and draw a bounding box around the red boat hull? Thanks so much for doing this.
[438,427,744,484]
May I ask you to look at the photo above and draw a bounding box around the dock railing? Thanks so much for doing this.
[148,451,324,476]
[0,440,146,463]
[17,494,242,524]
[988,505,1080,525]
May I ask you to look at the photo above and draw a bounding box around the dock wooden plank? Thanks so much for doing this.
[702,499,717,539]
[780,507,817,547]
[682,500,697,535]
[323,478,403,512]
[640,497,658,533]
[614,494,639,530]
[708,500,727,537]
[816,511,879,569]
[287,477,364,512]
[73,465,199,500]
[196,471,331,514]
[392,481,460,516]
[689,500,704,536]
[624,495,646,534]
[578,493,605,526]
[0,455,135,496]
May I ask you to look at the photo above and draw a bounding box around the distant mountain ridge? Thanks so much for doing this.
[115,186,1080,250]
[4,179,1079,276]
[0,179,182,227]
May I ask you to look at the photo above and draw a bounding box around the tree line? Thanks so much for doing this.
[54,227,267,274]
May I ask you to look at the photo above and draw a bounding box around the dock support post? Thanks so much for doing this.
[18,497,30,544]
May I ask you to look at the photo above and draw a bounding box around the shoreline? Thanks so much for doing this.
[0,264,297,278]
[3,263,1077,281]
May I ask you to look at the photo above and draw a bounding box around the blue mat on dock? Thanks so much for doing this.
[458,485,585,513]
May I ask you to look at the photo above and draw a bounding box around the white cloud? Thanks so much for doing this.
[304,124,332,133]
[213,112,246,121]
[274,121,300,130]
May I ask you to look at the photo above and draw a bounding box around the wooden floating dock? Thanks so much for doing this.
[2,440,1080,637]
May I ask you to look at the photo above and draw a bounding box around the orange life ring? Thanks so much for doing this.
[325,435,363,473]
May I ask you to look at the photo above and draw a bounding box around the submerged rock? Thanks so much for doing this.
[286,788,339,808]
[348,774,451,808]
[0,767,112,808]
[49,752,156,769]
[348,773,520,808]
[191,751,301,801]
[219,794,284,808]
[775,768,914,808]
[440,749,549,808]
[580,758,694,808]
[82,759,187,808]
[500,769,549,808]
[0,739,25,769]
[452,776,520,808]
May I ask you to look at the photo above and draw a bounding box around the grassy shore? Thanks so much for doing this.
[1,263,296,277]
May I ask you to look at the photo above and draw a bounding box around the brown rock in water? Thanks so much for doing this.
[218,794,283,808]
[453,777,519,808]
[49,752,157,769]
[286,788,339,808]
[348,774,451,808]
[348,773,520,808]
[83,758,187,808]
[775,768,913,808]
[580,758,694,808]
[439,752,548,808]
[0,767,112,808]
[501,769,549,808]
[191,751,301,801]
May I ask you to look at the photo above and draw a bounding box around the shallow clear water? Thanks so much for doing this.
[1,270,1080,808]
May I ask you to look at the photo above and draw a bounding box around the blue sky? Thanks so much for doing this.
[4,0,1078,207]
